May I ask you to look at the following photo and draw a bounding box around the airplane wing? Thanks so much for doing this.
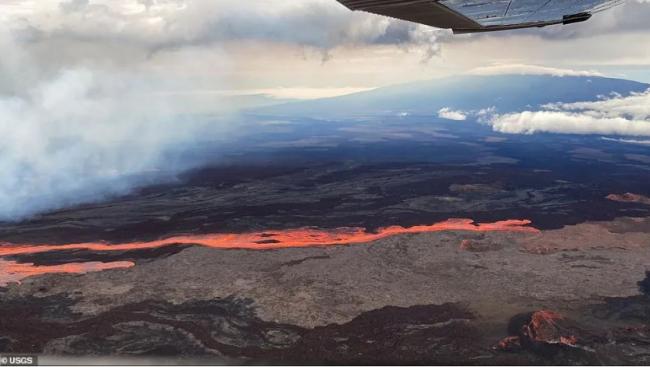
[336,0,624,33]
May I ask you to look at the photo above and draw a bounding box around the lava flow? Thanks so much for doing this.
[0,259,135,286]
[0,219,538,257]
[0,218,538,285]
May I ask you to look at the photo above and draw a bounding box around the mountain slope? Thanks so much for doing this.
[256,75,649,118]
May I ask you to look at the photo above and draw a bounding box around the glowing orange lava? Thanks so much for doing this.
[0,219,538,257]
[0,259,135,286]
[0,218,538,285]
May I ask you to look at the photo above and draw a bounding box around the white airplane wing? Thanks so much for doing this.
[337,0,624,33]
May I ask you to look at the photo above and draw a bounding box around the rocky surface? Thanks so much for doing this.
[3,219,649,329]
[498,311,593,354]
[1,295,496,364]
[1,216,650,363]
[1,131,650,364]
[608,193,650,206]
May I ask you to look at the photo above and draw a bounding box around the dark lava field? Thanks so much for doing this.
[2,115,650,364]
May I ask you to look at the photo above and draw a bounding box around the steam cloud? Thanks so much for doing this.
[0,29,226,221]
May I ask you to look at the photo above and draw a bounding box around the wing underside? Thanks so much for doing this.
[337,0,624,33]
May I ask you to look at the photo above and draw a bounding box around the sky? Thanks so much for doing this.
[2,0,650,102]
[0,0,650,221]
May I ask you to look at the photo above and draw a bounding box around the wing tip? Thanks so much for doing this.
[562,12,593,25]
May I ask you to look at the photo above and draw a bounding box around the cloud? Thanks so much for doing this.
[491,111,650,136]
[546,91,650,120]
[602,137,650,145]
[469,64,604,78]
[9,0,450,55]
[488,90,650,137]
[438,107,467,121]
[3,0,650,95]
[0,27,231,221]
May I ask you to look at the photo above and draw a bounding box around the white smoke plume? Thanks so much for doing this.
[0,29,228,221]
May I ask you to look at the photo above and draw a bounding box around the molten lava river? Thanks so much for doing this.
[0,218,538,285]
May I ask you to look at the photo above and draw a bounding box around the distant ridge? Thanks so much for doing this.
[255,75,649,119]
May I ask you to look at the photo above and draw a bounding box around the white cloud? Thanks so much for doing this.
[602,137,650,145]
[0,27,232,221]
[469,64,604,78]
[491,111,650,136]
[438,107,467,121]
[489,90,650,137]
[3,0,450,54]
[546,90,650,120]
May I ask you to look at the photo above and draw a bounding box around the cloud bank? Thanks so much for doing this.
[9,0,450,57]
[469,64,605,78]
[489,90,650,137]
